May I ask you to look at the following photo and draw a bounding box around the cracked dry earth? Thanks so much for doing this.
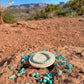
[0,17,84,84]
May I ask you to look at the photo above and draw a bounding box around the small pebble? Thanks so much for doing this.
[31,73,36,76]
[59,61,66,65]
[25,83,32,84]
[16,83,19,84]
[23,56,28,60]
[21,55,24,57]
[53,52,56,55]
[45,73,50,79]
[8,66,12,69]
[17,68,20,71]
[35,73,39,78]
[57,52,59,54]
[43,50,46,51]
[55,63,59,66]
[56,56,61,60]
[38,78,42,82]
[49,72,53,79]
[21,59,25,63]
[29,53,33,57]
[19,68,24,74]
[9,74,15,79]
[48,80,52,84]
[43,79,47,83]
[43,76,50,80]
[16,73,21,77]
[66,64,73,69]
[60,55,65,58]
[57,70,62,75]
[55,59,58,62]
[65,70,70,73]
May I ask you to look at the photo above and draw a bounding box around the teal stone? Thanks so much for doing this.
[23,56,28,60]
[59,61,66,65]
[29,53,33,57]
[57,70,62,75]
[55,63,59,66]
[31,73,36,76]
[9,74,15,79]
[35,73,39,78]
[17,68,20,71]
[56,56,61,60]
[21,55,24,57]
[43,50,46,51]
[38,78,42,82]
[48,80,52,84]
[43,76,50,80]
[49,72,53,79]
[53,52,56,55]
[66,64,73,69]
[8,66,12,69]
[60,55,65,58]
[43,79,47,83]
[65,70,70,73]
[21,59,25,62]
[19,68,24,74]
[16,73,21,77]
[57,52,59,54]
[16,83,19,84]
[45,73,50,79]
[55,59,58,62]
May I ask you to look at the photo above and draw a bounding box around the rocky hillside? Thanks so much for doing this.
[8,3,48,9]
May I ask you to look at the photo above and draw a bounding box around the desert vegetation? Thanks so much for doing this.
[1,0,84,24]
[0,1,14,24]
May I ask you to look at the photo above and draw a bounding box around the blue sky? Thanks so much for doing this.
[0,0,70,7]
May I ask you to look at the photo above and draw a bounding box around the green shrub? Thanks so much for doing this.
[2,13,16,24]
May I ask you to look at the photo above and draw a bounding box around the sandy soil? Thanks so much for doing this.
[0,17,84,84]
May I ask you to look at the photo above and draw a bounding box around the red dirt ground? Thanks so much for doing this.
[0,17,84,84]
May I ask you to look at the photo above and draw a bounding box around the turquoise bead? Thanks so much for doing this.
[19,68,24,74]
[43,76,49,80]
[57,70,62,75]
[31,73,36,76]
[56,52,59,54]
[8,66,12,69]
[16,83,19,84]
[66,64,73,69]
[9,74,15,79]
[55,59,58,62]
[16,73,21,77]
[35,73,39,78]
[23,56,28,60]
[45,73,50,79]
[43,79,47,83]
[60,55,65,58]
[21,55,24,57]
[49,72,53,79]
[65,70,70,73]
[17,68,20,71]
[43,50,46,51]
[56,56,61,60]
[38,78,42,82]
[55,63,59,66]
[29,53,33,57]
[59,61,66,65]
[53,52,56,55]
[48,80,52,84]
[21,59,25,62]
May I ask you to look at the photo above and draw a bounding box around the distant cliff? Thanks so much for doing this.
[8,3,48,9]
